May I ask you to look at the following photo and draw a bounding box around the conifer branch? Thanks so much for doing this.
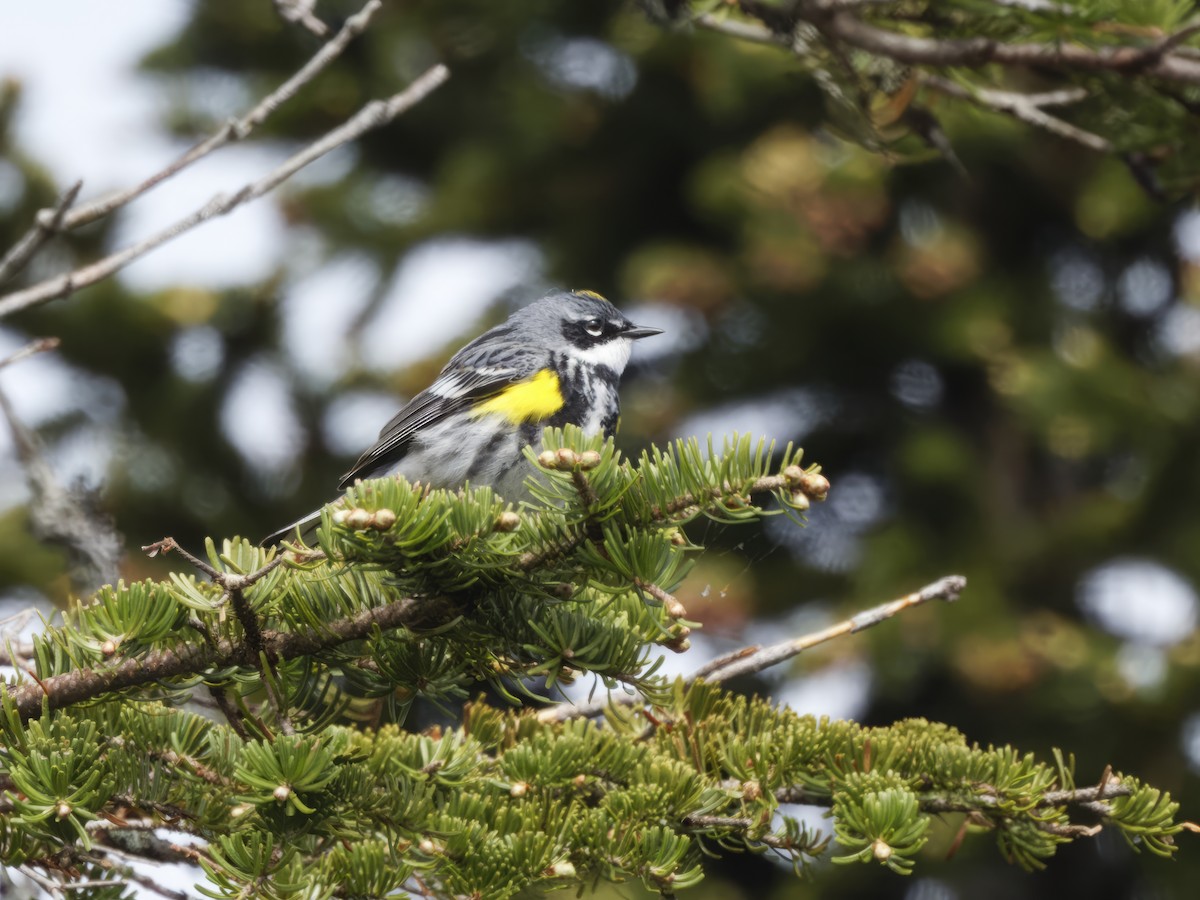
[775,778,1134,815]
[2,590,460,720]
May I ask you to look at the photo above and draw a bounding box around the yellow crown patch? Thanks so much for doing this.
[573,290,608,302]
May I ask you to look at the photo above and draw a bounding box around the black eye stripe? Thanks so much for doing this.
[562,316,625,348]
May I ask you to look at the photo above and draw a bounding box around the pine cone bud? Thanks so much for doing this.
[495,511,521,532]
[371,508,397,530]
[537,449,558,469]
[345,508,372,530]
[578,450,602,470]
[556,447,579,468]
[782,464,805,487]
[273,785,291,803]
[798,471,830,501]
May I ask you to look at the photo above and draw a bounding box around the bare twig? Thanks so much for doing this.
[42,0,384,238]
[538,575,966,723]
[921,76,1109,153]
[703,574,966,683]
[633,578,688,619]
[142,536,222,580]
[0,63,449,319]
[0,182,82,285]
[984,0,1072,13]
[695,13,784,46]
[0,337,60,371]
[1129,19,1200,67]
[273,0,329,37]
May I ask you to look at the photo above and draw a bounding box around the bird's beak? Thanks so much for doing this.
[622,323,663,340]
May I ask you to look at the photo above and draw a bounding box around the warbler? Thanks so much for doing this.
[263,290,661,543]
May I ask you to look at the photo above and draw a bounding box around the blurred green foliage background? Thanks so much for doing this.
[2,1,1200,896]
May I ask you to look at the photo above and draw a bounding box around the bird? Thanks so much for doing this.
[263,290,662,544]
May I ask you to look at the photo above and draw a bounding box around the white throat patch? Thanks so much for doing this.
[570,336,633,372]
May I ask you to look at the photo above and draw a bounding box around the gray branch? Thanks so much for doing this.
[0,63,450,320]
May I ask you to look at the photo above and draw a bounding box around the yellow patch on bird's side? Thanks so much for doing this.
[574,290,608,302]
[471,369,564,424]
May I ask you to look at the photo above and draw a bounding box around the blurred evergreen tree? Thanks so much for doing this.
[3,0,1200,896]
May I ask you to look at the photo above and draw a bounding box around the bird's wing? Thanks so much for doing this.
[337,341,542,489]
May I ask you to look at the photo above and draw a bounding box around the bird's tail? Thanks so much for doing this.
[260,508,324,547]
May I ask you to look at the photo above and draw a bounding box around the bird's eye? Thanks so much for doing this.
[584,318,604,337]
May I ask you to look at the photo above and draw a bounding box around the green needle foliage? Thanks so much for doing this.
[0,429,1188,897]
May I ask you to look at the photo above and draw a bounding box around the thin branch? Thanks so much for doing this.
[809,7,1200,84]
[703,574,966,683]
[681,814,797,849]
[921,75,1110,152]
[538,575,966,723]
[774,779,1133,814]
[273,0,329,37]
[984,0,1072,13]
[0,337,60,371]
[694,13,785,46]
[0,182,81,285]
[0,63,450,319]
[1128,18,1200,68]
[46,0,384,236]
[633,578,688,619]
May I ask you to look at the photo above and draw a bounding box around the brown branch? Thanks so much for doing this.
[207,685,252,740]
[774,779,1134,815]
[681,814,797,850]
[0,62,449,318]
[633,578,688,620]
[808,7,1200,85]
[1,589,462,721]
